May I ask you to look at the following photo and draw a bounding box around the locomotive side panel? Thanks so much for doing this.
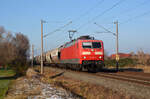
[60,41,80,64]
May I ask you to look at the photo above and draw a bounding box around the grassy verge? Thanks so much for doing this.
[0,69,15,99]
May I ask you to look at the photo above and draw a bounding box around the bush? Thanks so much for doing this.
[105,58,137,67]
[9,59,29,76]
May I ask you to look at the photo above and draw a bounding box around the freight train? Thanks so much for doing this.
[35,36,105,72]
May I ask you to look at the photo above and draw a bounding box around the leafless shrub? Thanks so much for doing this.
[131,50,150,65]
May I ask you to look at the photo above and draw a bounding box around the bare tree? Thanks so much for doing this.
[0,26,30,74]
[12,33,30,60]
[10,33,30,75]
[132,49,150,65]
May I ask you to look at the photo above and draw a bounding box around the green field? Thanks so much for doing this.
[0,69,15,99]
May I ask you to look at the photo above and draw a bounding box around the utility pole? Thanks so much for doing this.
[94,22,119,71]
[31,44,34,68]
[114,21,119,71]
[68,30,77,40]
[41,20,46,74]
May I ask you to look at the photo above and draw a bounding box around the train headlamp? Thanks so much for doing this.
[99,56,102,59]
[83,56,86,59]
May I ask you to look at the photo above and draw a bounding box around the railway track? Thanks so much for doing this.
[57,66,150,86]
[36,65,150,86]
[96,72,150,86]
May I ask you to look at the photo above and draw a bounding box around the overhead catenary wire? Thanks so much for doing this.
[72,0,105,22]
[120,10,150,25]
[94,22,115,35]
[68,0,105,31]
[103,0,150,21]
[119,0,150,16]
[43,21,72,38]
[47,0,105,40]
[78,0,149,34]
[76,0,125,30]
[100,0,150,31]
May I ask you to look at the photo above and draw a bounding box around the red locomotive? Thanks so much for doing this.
[35,35,104,72]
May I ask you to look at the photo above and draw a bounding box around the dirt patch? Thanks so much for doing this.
[26,68,38,78]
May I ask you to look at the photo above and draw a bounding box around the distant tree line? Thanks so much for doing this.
[0,26,30,75]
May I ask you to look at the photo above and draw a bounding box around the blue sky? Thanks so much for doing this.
[0,0,150,55]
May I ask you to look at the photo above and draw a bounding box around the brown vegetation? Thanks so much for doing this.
[131,50,150,65]
[0,26,30,75]
[105,50,150,67]
[40,67,136,99]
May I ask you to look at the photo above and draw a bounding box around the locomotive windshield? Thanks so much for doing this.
[82,42,101,48]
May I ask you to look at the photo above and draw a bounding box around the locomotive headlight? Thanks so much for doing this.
[95,52,102,55]
[83,56,86,59]
[82,52,91,55]
[99,56,102,59]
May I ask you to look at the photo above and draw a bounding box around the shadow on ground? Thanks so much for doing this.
[49,72,65,79]
[98,67,143,73]
[0,74,21,80]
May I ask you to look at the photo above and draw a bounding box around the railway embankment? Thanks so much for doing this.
[40,66,150,99]
[5,68,82,99]
[5,66,150,99]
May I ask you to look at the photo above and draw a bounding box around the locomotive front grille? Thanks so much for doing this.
[82,60,103,65]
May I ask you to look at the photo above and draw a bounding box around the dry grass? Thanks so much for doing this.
[5,95,27,99]
[41,68,136,99]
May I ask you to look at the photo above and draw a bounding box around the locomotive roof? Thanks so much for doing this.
[59,35,102,48]
[77,35,94,40]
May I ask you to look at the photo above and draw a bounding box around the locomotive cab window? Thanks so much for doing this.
[82,42,101,48]
[92,42,101,48]
[82,42,92,48]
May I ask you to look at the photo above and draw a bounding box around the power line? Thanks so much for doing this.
[44,0,104,37]
[94,22,115,35]
[120,10,150,25]
[104,0,150,21]
[76,0,125,30]
[95,0,150,31]
[120,0,150,16]
[91,0,149,31]
[91,0,125,21]
[43,21,72,38]
[73,0,105,22]
[68,0,105,30]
